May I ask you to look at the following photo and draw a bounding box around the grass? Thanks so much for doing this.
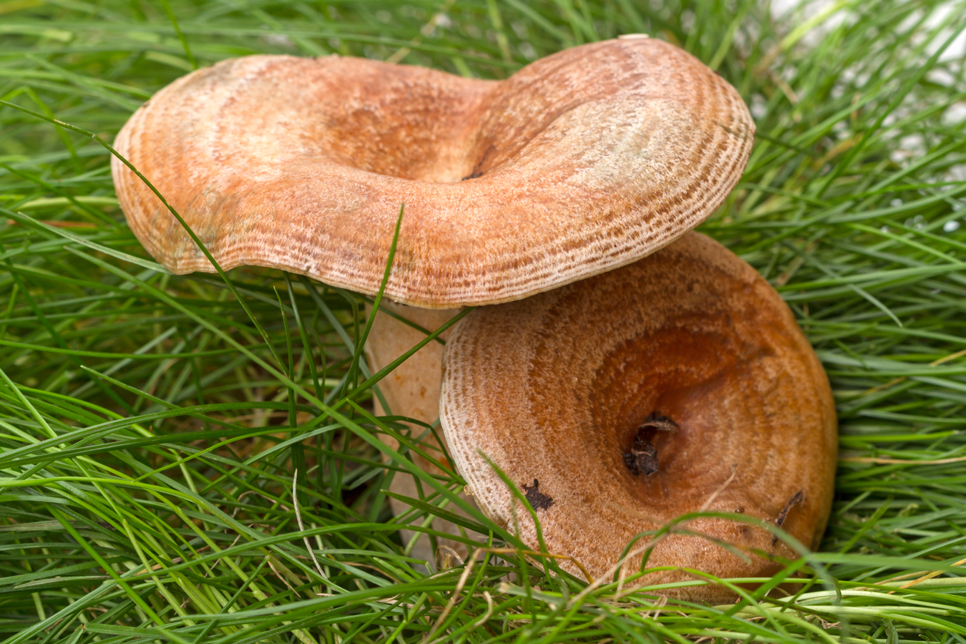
[1,0,966,641]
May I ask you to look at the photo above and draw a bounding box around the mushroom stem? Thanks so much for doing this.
[363,301,480,566]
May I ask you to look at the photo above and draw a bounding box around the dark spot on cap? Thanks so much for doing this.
[522,478,554,511]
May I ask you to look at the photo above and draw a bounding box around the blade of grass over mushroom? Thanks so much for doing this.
[357,295,449,346]
[477,452,578,583]
[0,100,286,372]
[294,277,391,414]
[344,399,492,528]
[61,245,474,503]
[343,308,472,408]
[345,203,405,397]
[4,0,966,641]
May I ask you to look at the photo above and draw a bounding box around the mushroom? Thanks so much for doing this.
[439,232,837,602]
[111,37,755,565]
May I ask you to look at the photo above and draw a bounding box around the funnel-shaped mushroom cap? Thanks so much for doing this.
[113,38,753,308]
[439,233,837,601]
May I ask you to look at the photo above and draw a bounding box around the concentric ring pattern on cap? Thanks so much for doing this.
[438,233,837,601]
[113,38,754,308]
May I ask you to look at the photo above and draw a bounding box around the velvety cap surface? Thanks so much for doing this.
[113,38,754,307]
[439,232,837,601]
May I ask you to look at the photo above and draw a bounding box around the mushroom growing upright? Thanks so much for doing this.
[112,37,755,565]
[439,232,838,602]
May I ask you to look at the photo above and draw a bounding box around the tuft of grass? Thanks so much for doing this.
[1,0,966,642]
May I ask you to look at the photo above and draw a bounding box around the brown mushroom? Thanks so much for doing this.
[111,37,755,566]
[112,37,752,307]
[439,232,837,602]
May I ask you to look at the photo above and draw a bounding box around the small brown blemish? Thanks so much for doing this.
[624,411,679,476]
[522,478,554,511]
[461,170,484,181]
[772,490,805,544]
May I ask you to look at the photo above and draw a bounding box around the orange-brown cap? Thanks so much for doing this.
[112,38,753,308]
[438,232,837,602]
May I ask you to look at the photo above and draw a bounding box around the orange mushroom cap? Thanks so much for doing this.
[438,232,837,602]
[112,37,753,308]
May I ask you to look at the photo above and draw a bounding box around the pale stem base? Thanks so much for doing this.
[364,301,482,568]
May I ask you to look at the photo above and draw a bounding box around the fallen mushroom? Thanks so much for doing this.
[439,232,837,602]
[111,37,754,566]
